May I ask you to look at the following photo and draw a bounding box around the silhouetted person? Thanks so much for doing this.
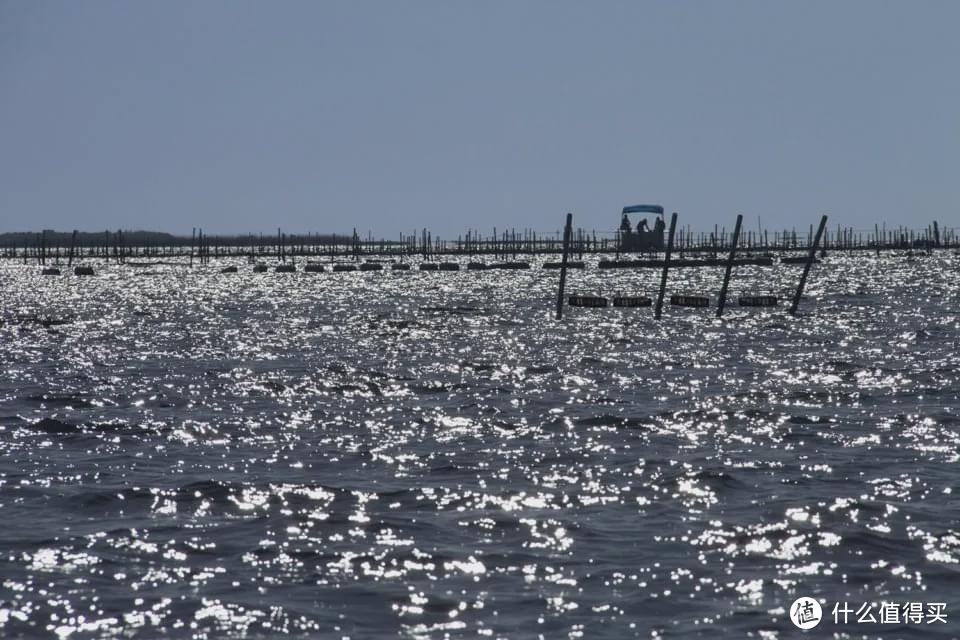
[637,218,649,233]
[654,216,666,234]
[620,214,632,234]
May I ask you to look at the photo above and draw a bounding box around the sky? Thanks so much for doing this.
[1,1,958,236]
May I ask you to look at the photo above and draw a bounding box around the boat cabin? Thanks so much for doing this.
[619,204,666,251]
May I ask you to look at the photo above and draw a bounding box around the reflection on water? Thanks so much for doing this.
[0,254,958,638]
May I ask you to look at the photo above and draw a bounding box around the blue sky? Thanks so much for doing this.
[1,1,957,236]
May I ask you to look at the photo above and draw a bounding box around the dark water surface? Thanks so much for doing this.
[1,255,958,639]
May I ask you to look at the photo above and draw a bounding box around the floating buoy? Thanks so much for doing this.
[74,266,95,276]
[419,263,439,271]
[781,256,819,264]
[359,263,383,271]
[42,268,61,276]
[670,295,710,307]
[333,264,356,272]
[613,295,652,307]
[568,295,608,308]
[738,295,779,307]
[490,261,530,269]
[220,266,238,273]
[543,261,585,269]
[438,262,460,271]
[304,264,325,273]
[467,262,487,270]
[391,263,411,271]
[275,264,296,273]
[252,264,268,273]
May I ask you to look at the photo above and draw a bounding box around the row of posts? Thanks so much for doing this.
[6,220,952,264]
[555,212,830,320]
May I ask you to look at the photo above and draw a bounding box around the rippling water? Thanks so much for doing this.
[1,254,958,639]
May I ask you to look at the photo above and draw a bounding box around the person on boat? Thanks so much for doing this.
[637,218,649,233]
[654,215,666,234]
[620,213,632,234]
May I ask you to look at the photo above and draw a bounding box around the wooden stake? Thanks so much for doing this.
[654,212,679,320]
[555,213,573,320]
[789,215,828,315]
[68,230,77,267]
[716,214,743,318]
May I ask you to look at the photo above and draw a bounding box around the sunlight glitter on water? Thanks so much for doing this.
[0,253,958,638]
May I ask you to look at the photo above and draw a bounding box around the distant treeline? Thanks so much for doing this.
[0,230,352,247]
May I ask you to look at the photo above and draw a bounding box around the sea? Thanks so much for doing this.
[1,253,958,639]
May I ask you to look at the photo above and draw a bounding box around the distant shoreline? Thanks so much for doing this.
[0,230,349,247]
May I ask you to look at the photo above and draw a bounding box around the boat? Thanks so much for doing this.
[618,204,666,252]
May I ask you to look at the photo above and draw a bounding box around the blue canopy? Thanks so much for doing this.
[622,204,664,215]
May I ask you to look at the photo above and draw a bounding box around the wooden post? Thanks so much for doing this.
[555,213,573,320]
[716,214,743,318]
[190,228,196,267]
[68,230,77,266]
[654,212,679,320]
[933,220,940,247]
[789,215,828,315]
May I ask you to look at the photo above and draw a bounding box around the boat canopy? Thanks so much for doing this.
[622,204,664,215]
